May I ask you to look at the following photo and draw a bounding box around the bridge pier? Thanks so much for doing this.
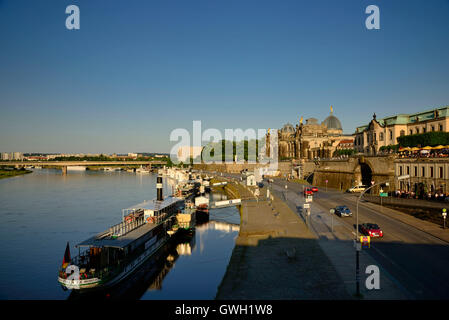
[62,166,67,175]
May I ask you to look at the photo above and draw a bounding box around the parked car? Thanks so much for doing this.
[360,223,383,238]
[347,185,366,193]
[311,186,318,193]
[304,188,313,196]
[334,205,352,217]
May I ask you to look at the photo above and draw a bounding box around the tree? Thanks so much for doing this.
[397,132,449,147]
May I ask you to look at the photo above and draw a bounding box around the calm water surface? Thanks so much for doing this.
[0,169,239,299]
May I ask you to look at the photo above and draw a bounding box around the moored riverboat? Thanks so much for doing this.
[58,177,184,291]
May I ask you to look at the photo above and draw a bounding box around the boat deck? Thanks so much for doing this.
[76,222,158,249]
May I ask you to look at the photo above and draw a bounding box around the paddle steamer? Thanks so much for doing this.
[58,176,189,291]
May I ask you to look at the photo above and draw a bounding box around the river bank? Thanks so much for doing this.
[214,179,350,299]
[0,169,32,180]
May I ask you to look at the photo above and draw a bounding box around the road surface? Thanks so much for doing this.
[270,179,449,300]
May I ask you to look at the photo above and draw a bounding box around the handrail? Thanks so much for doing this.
[109,216,146,237]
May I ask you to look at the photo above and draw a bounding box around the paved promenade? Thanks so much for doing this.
[215,182,351,299]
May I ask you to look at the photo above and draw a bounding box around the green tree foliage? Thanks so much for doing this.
[335,149,356,156]
[397,132,449,147]
[201,138,264,162]
[379,144,399,152]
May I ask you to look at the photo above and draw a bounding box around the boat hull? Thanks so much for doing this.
[58,235,169,291]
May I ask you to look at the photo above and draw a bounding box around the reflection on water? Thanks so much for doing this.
[140,194,239,300]
[0,169,240,300]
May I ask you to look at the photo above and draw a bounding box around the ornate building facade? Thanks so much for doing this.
[354,106,449,155]
[267,108,354,161]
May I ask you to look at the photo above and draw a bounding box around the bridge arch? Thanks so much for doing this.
[353,158,373,188]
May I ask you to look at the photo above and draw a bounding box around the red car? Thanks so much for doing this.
[360,223,383,238]
[304,188,313,196]
[311,187,318,193]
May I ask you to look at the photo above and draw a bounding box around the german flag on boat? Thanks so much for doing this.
[62,242,71,269]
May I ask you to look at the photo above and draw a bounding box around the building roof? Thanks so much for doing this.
[281,123,295,133]
[322,109,342,130]
[322,114,342,130]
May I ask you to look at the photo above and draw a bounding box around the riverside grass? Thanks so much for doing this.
[0,169,32,180]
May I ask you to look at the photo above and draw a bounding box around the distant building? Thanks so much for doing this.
[355,106,449,155]
[267,107,354,160]
[246,173,256,186]
[25,156,48,161]
[1,152,23,160]
[13,152,23,160]
[336,139,355,151]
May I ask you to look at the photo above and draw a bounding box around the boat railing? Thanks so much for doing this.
[109,215,146,237]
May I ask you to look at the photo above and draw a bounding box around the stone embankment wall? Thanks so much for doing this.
[194,161,293,176]
[312,156,396,192]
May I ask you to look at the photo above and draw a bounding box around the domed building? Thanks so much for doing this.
[267,107,354,162]
[322,109,343,136]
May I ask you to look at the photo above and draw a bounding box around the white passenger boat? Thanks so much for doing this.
[136,166,150,174]
[58,177,184,291]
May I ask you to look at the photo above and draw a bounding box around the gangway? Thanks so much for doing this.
[210,198,241,209]
[212,182,228,187]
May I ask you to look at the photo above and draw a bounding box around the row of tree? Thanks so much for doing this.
[186,139,265,164]
[397,131,449,147]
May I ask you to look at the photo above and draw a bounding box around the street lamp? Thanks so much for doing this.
[354,174,410,297]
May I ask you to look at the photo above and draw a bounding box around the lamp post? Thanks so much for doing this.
[355,174,409,297]
[443,209,447,229]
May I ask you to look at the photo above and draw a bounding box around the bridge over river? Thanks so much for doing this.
[1,161,167,174]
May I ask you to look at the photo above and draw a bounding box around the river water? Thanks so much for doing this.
[0,169,239,299]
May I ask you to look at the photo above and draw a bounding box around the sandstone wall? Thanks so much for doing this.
[312,156,396,192]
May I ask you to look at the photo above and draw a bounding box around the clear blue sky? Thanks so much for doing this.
[1,0,448,154]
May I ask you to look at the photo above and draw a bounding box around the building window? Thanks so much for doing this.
[430,167,434,178]
[399,166,403,176]
[410,129,413,135]
[407,166,410,175]
[439,167,443,178]
[389,130,393,140]
[416,128,420,134]
[379,132,384,141]
[414,166,418,177]
[423,127,427,133]
[422,167,425,177]
[439,124,443,131]
[431,125,435,132]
